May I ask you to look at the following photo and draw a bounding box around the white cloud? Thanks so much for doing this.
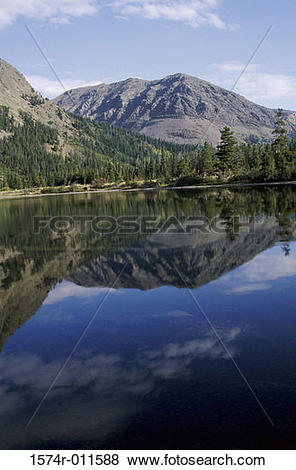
[209,61,296,106]
[212,62,259,73]
[26,74,102,98]
[109,0,229,28]
[0,0,99,29]
[0,0,233,30]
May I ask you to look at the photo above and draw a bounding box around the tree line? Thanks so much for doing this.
[0,106,295,191]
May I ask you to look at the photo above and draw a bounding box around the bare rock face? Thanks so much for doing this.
[287,111,296,127]
[0,58,74,148]
[53,73,296,145]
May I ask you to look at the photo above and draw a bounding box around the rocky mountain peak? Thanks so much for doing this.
[53,72,296,145]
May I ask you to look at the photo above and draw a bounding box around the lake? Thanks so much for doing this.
[0,186,296,449]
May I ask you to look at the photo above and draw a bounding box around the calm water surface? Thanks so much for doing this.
[0,187,296,449]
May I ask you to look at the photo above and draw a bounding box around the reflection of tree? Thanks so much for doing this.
[219,193,239,241]
[282,243,291,257]
[274,188,295,241]
[223,217,237,242]
[277,215,293,241]
[276,195,295,241]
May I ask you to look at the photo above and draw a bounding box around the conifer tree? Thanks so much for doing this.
[201,141,213,175]
[177,157,189,177]
[216,127,237,176]
[272,109,289,179]
[261,145,275,180]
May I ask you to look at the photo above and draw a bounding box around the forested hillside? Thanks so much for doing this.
[1,104,296,191]
[0,106,194,189]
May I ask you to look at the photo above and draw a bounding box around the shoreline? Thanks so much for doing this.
[0,180,296,201]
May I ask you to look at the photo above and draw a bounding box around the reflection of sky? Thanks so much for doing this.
[43,281,119,306]
[216,243,296,295]
[193,242,296,331]
[0,305,241,447]
[1,242,296,448]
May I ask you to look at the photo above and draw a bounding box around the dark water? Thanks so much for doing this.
[0,186,296,449]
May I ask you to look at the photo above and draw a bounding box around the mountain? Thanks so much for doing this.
[1,59,296,189]
[0,59,187,189]
[53,73,296,145]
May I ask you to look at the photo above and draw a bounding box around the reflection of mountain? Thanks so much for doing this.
[0,246,82,351]
[1,185,296,352]
[1,187,296,450]
[0,214,290,351]
[69,218,282,290]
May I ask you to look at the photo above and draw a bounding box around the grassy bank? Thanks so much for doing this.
[1,178,296,200]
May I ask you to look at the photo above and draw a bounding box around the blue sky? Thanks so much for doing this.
[0,0,296,109]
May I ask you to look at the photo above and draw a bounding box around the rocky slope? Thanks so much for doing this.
[0,58,75,151]
[53,73,296,145]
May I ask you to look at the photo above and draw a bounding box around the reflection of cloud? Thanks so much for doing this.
[43,280,117,305]
[0,384,21,413]
[143,327,241,378]
[219,245,296,295]
[243,253,296,283]
[0,350,150,448]
[224,283,271,295]
[0,327,241,397]
[157,309,192,318]
[0,326,242,447]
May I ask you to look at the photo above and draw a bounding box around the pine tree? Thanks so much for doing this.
[261,145,275,180]
[201,141,213,175]
[251,146,262,173]
[177,157,189,177]
[272,109,289,179]
[216,127,237,176]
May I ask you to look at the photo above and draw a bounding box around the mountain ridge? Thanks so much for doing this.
[0,59,194,189]
[53,72,296,145]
